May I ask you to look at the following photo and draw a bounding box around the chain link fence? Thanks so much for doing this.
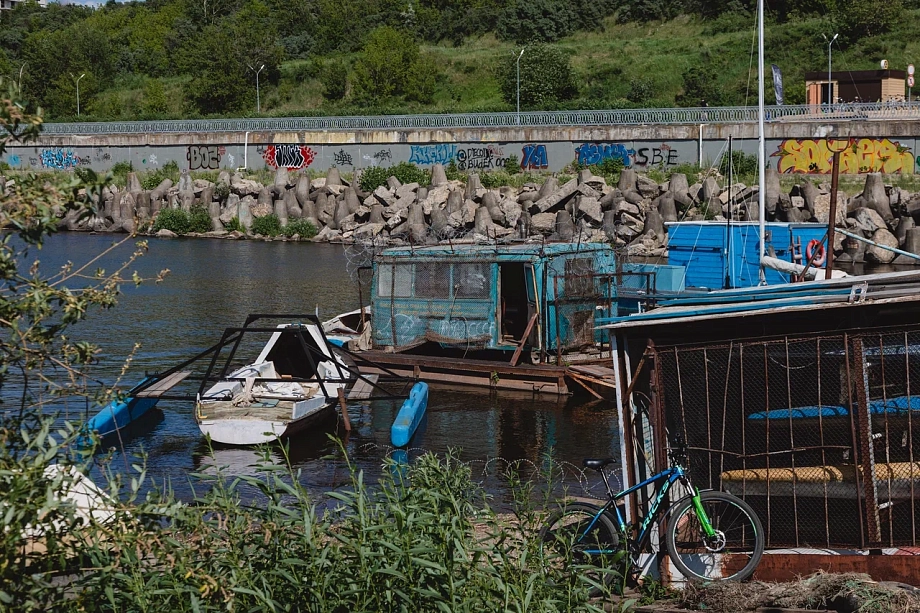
[652,327,920,549]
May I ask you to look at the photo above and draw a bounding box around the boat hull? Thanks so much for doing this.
[198,400,337,446]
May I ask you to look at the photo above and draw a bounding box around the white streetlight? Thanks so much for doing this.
[516,48,525,126]
[70,73,85,116]
[17,62,26,94]
[821,33,838,105]
[247,63,266,113]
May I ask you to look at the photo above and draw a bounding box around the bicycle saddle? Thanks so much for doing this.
[582,458,617,470]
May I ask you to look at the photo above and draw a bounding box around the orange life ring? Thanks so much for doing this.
[806,239,826,266]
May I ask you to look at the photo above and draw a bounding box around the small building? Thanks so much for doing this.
[0,0,47,10]
[805,69,906,105]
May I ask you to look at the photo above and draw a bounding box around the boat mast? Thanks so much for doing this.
[757,0,767,284]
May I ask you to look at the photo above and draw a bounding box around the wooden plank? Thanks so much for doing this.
[567,370,619,391]
[567,374,604,400]
[347,374,378,400]
[356,350,567,376]
[135,371,191,398]
[570,364,616,377]
[358,365,565,395]
[509,314,539,367]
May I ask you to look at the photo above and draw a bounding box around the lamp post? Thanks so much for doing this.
[70,73,85,116]
[822,33,838,105]
[247,63,265,113]
[17,63,26,94]
[515,48,525,126]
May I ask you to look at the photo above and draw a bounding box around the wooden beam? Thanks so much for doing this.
[510,313,539,367]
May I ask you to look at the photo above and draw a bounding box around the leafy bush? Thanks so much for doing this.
[718,150,758,179]
[497,44,577,109]
[596,157,625,178]
[390,161,430,187]
[110,161,134,186]
[282,218,318,238]
[320,60,348,101]
[188,204,213,233]
[480,171,513,188]
[251,213,283,236]
[445,159,465,182]
[224,216,245,233]
[352,27,439,103]
[359,165,391,192]
[504,154,520,175]
[141,160,181,190]
[214,182,230,202]
[152,207,191,234]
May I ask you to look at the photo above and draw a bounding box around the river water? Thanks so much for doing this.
[26,234,622,501]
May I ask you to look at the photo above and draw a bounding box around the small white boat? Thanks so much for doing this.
[322,307,371,350]
[195,319,351,446]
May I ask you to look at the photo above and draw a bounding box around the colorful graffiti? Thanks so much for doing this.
[521,144,548,170]
[39,148,82,170]
[774,138,915,174]
[261,145,316,170]
[455,145,506,171]
[575,143,633,167]
[6,154,21,167]
[187,145,224,170]
[408,144,457,166]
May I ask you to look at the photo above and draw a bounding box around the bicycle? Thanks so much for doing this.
[539,441,764,590]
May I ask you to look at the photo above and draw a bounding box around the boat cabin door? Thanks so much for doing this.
[498,263,539,351]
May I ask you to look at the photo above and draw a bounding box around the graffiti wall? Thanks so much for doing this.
[4,136,919,176]
[773,138,915,174]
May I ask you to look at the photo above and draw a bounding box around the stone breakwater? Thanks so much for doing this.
[2,163,920,263]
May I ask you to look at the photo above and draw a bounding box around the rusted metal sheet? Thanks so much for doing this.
[754,553,920,584]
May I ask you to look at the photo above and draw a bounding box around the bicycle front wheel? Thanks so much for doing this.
[665,491,764,582]
[539,502,621,595]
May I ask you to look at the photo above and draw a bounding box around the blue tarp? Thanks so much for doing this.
[748,396,920,420]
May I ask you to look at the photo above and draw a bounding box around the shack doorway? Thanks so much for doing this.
[499,263,529,343]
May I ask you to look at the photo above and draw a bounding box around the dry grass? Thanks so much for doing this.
[681,571,920,613]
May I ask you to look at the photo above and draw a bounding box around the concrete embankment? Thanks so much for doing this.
[5,119,920,175]
[5,162,920,265]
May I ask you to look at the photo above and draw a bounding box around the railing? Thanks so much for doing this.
[39,102,920,135]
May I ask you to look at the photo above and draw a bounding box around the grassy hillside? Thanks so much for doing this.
[45,10,920,121]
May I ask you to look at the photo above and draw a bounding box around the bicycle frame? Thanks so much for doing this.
[579,464,716,556]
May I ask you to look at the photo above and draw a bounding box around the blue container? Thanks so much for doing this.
[391,382,429,448]
[667,222,828,289]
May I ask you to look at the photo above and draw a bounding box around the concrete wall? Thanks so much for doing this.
[5,120,920,175]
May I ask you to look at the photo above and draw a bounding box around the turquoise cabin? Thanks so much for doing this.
[370,243,684,356]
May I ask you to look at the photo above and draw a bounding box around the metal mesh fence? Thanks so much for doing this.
[652,327,920,549]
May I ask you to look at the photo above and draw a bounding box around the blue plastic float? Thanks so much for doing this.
[390,381,429,448]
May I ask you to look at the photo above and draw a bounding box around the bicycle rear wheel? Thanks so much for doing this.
[539,502,621,595]
[665,491,764,582]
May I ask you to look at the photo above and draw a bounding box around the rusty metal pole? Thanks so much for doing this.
[554,275,562,365]
[337,387,352,432]
[826,149,841,277]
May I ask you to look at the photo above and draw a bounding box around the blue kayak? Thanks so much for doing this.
[390,382,429,448]
[84,377,161,439]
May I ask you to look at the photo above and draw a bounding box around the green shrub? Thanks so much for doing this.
[282,218,318,238]
[390,161,430,187]
[141,160,181,190]
[224,216,245,233]
[504,154,520,175]
[152,207,191,234]
[668,162,701,182]
[320,60,348,101]
[188,205,213,233]
[718,150,758,179]
[214,182,230,202]
[251,213,283,236]
[445,159,465,182]
[497,43,577,109]
[110,161,134,186]
[359,165,391,192]
[595,157,625,179]
[480,171,513,188]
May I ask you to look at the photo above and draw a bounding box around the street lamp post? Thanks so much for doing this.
[248,63,266,113]
[822,33,838,105]
[70,73,85,116]
[18,63,26,94]
[515,48,525,126]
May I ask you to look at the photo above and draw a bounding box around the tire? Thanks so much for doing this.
[665,490,764,582]
[539,502,622,595]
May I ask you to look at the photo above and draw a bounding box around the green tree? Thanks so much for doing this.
[675,65,725,107]
[496,0,611,44]
[352,26,437,103]
[497,43,577,109]
[142,78,170,116]
[320,60,348,101]
[833,0,903,41]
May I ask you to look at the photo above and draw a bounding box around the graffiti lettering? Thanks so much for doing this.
[6,154,21,167]
[575,143,633,167]
[456,145,506,171]
[632,147,679,168]
[93,147,111,162]
[436,318,494,341]
[187,145,222,170]
[774,138,915,174]
[409,144,457,166]
[373,149,392,164]
[521,144,548,170]
[39,148,80,170]
[261,145,316,170]
[332,149,353,166]
[148,154,158,166]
